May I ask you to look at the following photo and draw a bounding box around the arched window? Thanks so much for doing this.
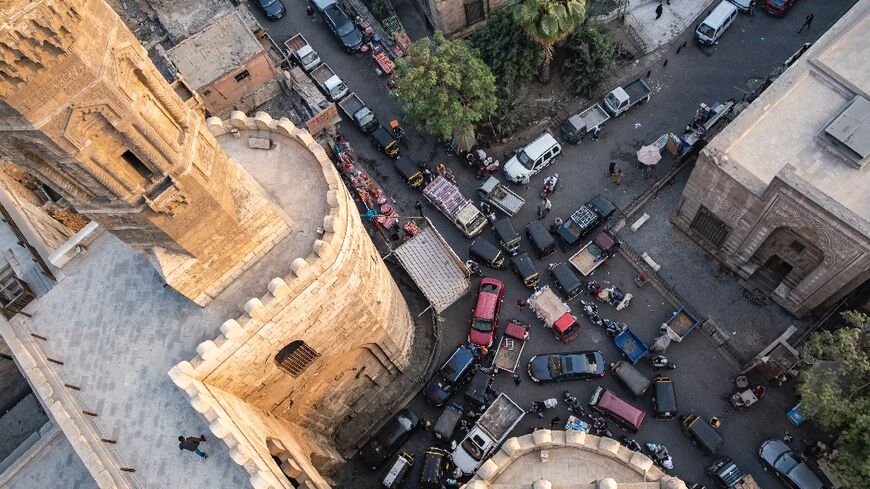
[275,341,319,377]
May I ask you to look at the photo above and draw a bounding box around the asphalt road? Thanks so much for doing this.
[247,1,858,487]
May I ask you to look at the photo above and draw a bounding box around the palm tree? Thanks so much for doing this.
[513,0,587,81]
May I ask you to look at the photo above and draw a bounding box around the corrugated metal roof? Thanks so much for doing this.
[393,225,469,314]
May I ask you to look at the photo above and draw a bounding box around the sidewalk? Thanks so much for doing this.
[625,0,719,53]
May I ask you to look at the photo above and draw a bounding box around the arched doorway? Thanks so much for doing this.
[743,227,824,298]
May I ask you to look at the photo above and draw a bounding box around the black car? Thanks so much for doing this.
[423,345,477,406]
[527,351,605,382]
[323,4,363,52]
[706,457,746,488]
[255,0,286,20]
[759,439,825,489]
[360,409,420,469]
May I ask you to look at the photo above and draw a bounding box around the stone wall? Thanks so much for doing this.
[170,112,415,482]
[426,0,509,38]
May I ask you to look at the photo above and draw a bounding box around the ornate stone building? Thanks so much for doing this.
[416,0,508,38]
[673,0,870,317]
[0,1,416,488]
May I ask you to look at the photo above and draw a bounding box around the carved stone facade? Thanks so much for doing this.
[416,0,508,38]
[0,0,288,305]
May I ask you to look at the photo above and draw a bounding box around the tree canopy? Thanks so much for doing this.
[468,10,543,89]
[512,0,587,80]
[393,31,497,141]
[797,310,870,487]
[561,25,614,97]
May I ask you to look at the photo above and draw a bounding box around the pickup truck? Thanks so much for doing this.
[559,104,610,144]
[528,286,581,343]
[556,194,616,248]
[569,231,620,276]
[452,393,524,475]
[477,176,525,216]
[603,78,652,117]
[338,92,378,133]
[310,64,348,101]
[423,176,487,238]
[492,320,529,374]
[285,33,320,72]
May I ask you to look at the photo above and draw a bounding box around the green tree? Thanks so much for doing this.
[561,25,614,97]
[797,311,870,487]
[469,10,542,89]
[393,32,497,141]
[512,0,587,80]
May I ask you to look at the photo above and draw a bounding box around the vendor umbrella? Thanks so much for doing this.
[637,144,662,166]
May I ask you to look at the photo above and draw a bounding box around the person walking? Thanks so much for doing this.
[550,416,562,428]
[612,169,624,185]
[798,13,814,33]
[608,161,616,176]
[590,126,601,141]
[521,174,531,190]
[414,200,424,217]
[538,198,551,219]
[513,373,522,386]
[537,200,545,219]
[517,298,528,310]
[655,3,664,20]
[543,198,552,217]
[748,0,756,16]
[179,435,208,459]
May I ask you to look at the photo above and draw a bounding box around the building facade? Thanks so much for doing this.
[673,0,870,317]
[416,0,508,38]
[0,1,416,488]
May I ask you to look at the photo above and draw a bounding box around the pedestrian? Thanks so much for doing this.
[513,373,522,386]
[543,197,552,217]
[537,200,545,219]
[414,200,424,217]
[612,169,623,185]
[710,417,722,429]
[749,0,756,16]
[608,161,616,176]
[662,58,668,68]
[550,416,562,428]
[798,13,814,33]
[676,40,687,54]
[306,3,314,16]
[655,3,663,20]
[517,298,528,310]
[548,217,563,234]
[591,126,601,141]
[521,173,531,190]
[178,435,208,459]
[783,432,794,444]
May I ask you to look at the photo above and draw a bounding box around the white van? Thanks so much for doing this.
[502,133,561,183]
[696,1,739,45]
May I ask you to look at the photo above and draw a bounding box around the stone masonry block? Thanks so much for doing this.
[551,430,566,446]
[168,365,193,388]
[230,111,248,128]
[597,436,621,455]
[196,340,220,361]
[489,450,511,470]
[532,429,553,448]
[465,482,487,489]
[533,481,553,489]
[313,240,335,260]
[253,111,273,129]
[630,451,654,472]
[229,446,252,466]
[501,436,522,457]
[565,429,586,447]
[267,277,291,299]
[244,298,267,321]
[309,144,330,166]
[209,418,233,438]
[293,128,314,147]
[273,117,297,136]
[220,319,245,339]
[249,471,275,489]
[190,394,214,414]
[206,117,226,136]
[281,459,303,478]
[583,433,601,449]
[326,190,339,208]
[476,459,499,481]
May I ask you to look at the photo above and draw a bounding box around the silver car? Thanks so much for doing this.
[759,439,825,489]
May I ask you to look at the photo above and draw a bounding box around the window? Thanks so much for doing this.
[464,0,485,27]
[120,150,153,179]
[789,241,805,253]
[234,70,251,83]
[275,341,319,377]
[690,207,730,248]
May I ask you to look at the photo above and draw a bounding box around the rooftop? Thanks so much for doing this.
[709,0,870,228]
[3,117,329,487]
[2,424,95,489]
[167,10,264,90]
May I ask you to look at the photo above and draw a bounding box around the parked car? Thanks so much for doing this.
[468,278,505,347]
[728,0,752,12]
[696,1,739,45]
[420,448,452,489]
[423,345,478,406]
[360,409,420,469]
[588,385,645,432]
[759,439,825,489]
[651,375,678,419]
[680,414,724,454]
[322,4,363,52]
[255,0,286,20]
[765,0,799,16]
[707,457,748,488]
[502,133,562,183]
[527,351,605,383]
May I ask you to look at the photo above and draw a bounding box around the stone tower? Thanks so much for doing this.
[0,0,288,304]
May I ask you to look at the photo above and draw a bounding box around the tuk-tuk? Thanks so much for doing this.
[371,126,400,158]
[550,262,583,300]
[492,217,521,255]
[510,253,540,289]
[420,448,451,489]
[382,451,414,488]
[463,367,492,409]
[681,414,724,454]
[469,238,505,269]
[611,360,651,398]
[394,158,424,188]
[432,403,463,442]
[526,221,556,259]
[652,375,678,420]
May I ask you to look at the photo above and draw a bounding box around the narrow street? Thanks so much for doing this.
[247,1,858,488]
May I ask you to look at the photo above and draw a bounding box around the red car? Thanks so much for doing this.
[764,0,798,16]
[468,278,505,347]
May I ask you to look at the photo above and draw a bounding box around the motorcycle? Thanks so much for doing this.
[590,416,613,438]
[621,436,642,453]
[435,163,456,183]
[418,161,436,185]
[563,391,587,417]
[528,398,558,419]
[604,319,626,336]
[580,300,604,328]
[390,120,408,144]
[587,280,632,310]
[651,355,677,370]
[541,173,559,198]
[465,260,484,277]
[645,443,673,470]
